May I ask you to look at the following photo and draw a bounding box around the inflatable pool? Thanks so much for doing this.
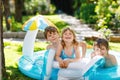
[18,15,57,80]
[83,50,120,80]
[18,49,56,80]
[18,15,120,80]
[18,48,120,80]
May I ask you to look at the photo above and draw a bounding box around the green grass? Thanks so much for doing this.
[4,41,48,80]
[3,41,120,80]
[109,42,120,52]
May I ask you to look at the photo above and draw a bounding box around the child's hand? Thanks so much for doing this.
[91,51,101,58]
[63,60,70,68]
[91,52,96,58]
[59,60,65,68]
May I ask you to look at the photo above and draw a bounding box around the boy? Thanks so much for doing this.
[91,38,117,68]
[43,26,60,80]
[44,26,60,50]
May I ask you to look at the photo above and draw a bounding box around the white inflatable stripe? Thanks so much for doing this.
[23,30,38,58]
[46,49,55,75]
[82,55,104,76]
[53,58,90,70]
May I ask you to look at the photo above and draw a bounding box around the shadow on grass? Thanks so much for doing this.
[4,64,34,80]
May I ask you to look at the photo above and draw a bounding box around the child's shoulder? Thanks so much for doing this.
[79,41,86,45]
[109,54,116,59]
[73,44,79,50]
[47,44,53,49]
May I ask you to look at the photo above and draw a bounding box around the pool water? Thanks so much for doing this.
[84,49,120,80]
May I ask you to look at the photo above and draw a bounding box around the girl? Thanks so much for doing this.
[55,27,81,68]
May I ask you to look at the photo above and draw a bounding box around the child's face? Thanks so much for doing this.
[47,32,59,43]
[62,30,74,43]
[93,45,100,55]
[99,45,108,57]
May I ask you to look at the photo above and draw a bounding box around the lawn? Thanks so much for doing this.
[3,40,120,80]
[4,41,48,80]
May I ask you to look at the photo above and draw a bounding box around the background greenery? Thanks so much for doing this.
[4,15,68,32]
[3,0,120,33]
[73,0,120,30]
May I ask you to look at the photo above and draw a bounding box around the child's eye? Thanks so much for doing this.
[48,35,51,37]
[64,33,67,35]
[54,33,57,35]
[101,49,104,50]
[69,32,72,35]
[96,49,99,51]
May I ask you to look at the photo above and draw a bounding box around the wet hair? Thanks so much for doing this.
[95,38,109,50]
[44,26,59,39]
[61,27,79,48]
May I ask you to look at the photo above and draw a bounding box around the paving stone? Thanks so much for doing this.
[59,14,101,40]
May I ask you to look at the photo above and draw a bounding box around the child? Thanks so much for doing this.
[44,26,86,57]
[44,26,61,80]
[55,27,81,68]
[91,42,101,58]
[91,38,117,68]
[44,26,60,50]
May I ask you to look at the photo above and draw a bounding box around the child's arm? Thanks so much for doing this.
[55,44,62,61]
[91,51,100,59]
[55,44,65,68]
[91,52,95,59]
[79,41,87,58]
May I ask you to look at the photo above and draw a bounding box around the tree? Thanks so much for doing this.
[51,0,74,15]
[15,0,24,22]
[0,0,7,79]
[2,0,11,31]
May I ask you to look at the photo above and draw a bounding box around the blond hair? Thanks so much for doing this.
[61,27,79,48]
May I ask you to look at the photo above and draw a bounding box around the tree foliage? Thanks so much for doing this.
[73,0,120,30]
[24,0,51,15]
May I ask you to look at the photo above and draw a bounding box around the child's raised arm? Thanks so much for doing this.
[79,41,87,58]
[55,44,65,68]
[55,44,62,61]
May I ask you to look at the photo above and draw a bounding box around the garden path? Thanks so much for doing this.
[59,14,100,41]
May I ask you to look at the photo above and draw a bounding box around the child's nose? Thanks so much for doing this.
[52,35,55,38]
